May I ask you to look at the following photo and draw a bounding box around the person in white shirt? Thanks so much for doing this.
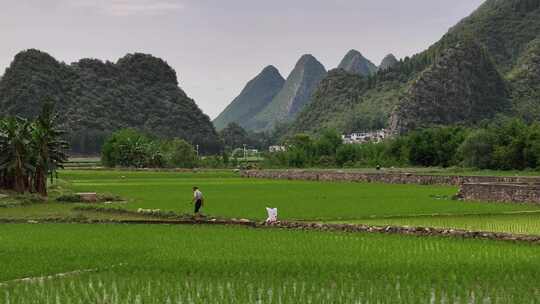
[192,186,204,218]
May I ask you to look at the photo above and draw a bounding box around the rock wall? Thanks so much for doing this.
[7,216,539,245]
[262,221,540,244]
[458,183,540,204]
[241,170,540,186]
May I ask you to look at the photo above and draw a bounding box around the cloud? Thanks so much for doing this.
[69,0,184,16]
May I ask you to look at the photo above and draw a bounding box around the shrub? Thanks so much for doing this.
[101,129,155,168]
[102,130,199,168]
[161,138,197,168]
[458,130,495,169]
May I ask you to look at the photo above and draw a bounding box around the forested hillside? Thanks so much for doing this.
[0,50,221,154]
[509,37,540,122]
[390,39,510,134]
[290,0,540,136]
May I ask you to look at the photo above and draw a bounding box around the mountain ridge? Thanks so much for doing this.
[337,49,378,76]
[213,65,285,131]
[379,54,398,71]
[248,54,327,131]
[0,49,221,154]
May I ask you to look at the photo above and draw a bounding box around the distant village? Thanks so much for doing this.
[269,129,388,152]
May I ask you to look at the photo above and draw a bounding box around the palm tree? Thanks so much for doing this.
[32,103,69,196]
[0,117,34,193]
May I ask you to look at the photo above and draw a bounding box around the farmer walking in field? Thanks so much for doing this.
[192,186,204,218]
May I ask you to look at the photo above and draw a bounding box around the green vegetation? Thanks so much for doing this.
[337,212,540,235]
[2,224,540,303]
[0,103,68,195]
[447,0,540,74]
[399,118,540,170]
[101,129,198,169]
[275,119,540,171]
[100,128,266,169]
[219,122,271,152]
[289,69,391,134]
[3,169,540,225]
[3,1,540,301]
[391,39,510,134]
[3,169,540,302]
[510,37,540,122]
[268,126,467,168]
[0,50,221,155]
[266,129,345,168]
[58,170,539,222]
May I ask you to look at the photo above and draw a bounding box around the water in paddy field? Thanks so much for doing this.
[1,272,539,304]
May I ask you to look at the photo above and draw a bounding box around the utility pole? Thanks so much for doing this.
[196,144,199,157]
[243,144,247,160]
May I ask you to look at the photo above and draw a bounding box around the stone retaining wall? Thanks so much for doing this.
[458,183,540,204]
[241,170,540,186]
[4,217,539,244]
[262,221,540,244]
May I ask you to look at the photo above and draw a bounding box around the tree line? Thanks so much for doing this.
[0,103,68,196]
[100,116,540,171]
[101,125,269,169]
[265,117,540,171]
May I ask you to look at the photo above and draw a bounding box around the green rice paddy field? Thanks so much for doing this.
[63,170,540,220]
[2,170,540,303]
[2,224,540,303]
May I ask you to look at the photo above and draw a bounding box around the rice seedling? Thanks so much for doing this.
[1,223,540,303]
[344,212,540,235]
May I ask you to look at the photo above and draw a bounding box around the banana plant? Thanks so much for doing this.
[0,117,35,193]
[31,103,69,196]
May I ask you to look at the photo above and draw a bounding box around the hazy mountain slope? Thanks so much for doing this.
[249,54,327,131]
[379,54,399,71]
[213,66,285,131]
[337,50,378,76]
[0,49,221,154]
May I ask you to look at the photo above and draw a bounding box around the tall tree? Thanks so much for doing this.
[31,103,69,196]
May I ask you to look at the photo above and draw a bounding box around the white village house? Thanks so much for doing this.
[342,129,388,144]
[269,145,287,153]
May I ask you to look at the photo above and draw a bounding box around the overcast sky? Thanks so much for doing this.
[0,0,485,119]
